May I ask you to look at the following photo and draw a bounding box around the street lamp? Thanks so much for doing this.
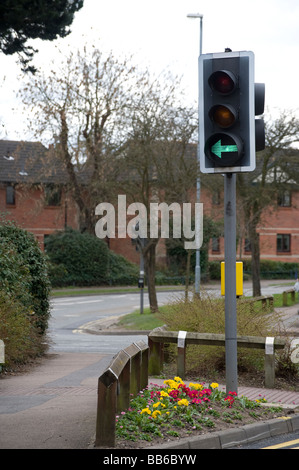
[186,14,203,54]
[187,13,203,296]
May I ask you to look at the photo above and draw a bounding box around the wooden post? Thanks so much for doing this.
[95,369,118,447]
[148,338,163,375]
[95,350,130,447]
[117,359,130,413]
[124,343,141,396]
[265,337,275,388]
[134,340,149,390]
[177,331,186,378]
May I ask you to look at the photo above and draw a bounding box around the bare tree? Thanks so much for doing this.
[20,46,146,231]
[119,73,198,311]
[20,46,199,311]
[237,110,299,296]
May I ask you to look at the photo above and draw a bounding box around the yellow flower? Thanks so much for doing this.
[210,383,219,389]
[153,402,160,408]
[152,410,161,419]
[177,398,189,407]
[160,390,169,397]
[174,376,184,384]
[140,407,151,415]
[189,382,203,390]
[164,379,178,389]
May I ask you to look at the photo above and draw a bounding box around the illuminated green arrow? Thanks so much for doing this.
[211,139,238,159]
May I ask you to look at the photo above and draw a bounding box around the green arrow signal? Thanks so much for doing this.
[211,139,238,159]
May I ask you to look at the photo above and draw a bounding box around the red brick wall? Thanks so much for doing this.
[2,181,299,266]
[203,186,299,264]
[0,184,79,249]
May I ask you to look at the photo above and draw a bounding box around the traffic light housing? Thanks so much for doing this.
[199,50,261,174]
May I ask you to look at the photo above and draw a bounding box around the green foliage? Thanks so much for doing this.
[0,220,51,333]
[107,250,139,285]
[208,260,299,280]
[160,292,284,376]
[45,228,109,286]
[45,228,138,287]
[0,0,83,72]
[0,289,45,367]
[115,377,284,445]
[258,260,298,279]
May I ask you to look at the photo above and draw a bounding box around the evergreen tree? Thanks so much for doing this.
[0,0,83,72]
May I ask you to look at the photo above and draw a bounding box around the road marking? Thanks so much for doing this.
[263,438,299,449]
[54,299,104,306]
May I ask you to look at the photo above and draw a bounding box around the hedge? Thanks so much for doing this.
[0,221,51,334]
[45,228,139,287]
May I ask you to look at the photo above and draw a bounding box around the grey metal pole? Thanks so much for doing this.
[140,262,144,314]
[224,173,238,394]
[187,13,203,296]
[139,237,145,314]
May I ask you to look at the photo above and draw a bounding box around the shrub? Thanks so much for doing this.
[0,221,51,333]
[107,250,138,285]
[0,288,46,367]
[46,228,139,286]
[45,227,109,286]
[208,260,299,280]
[160,291,283,376]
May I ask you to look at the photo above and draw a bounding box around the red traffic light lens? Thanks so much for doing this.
[209,105,236,128]
[208,70,236,95]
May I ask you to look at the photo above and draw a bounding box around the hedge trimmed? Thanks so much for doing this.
[208,259,299,280]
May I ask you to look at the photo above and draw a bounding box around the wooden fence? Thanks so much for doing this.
[244,294,274,311]
[95,326,287,447]
[148,326,286,389]
[282,288,296,306]
[95,339,148,448]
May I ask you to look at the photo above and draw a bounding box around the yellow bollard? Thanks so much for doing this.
[221,261,243,297]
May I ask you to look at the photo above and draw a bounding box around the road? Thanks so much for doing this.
[237,431,299,449]
[48,280,296,354]
[48,290,182,354]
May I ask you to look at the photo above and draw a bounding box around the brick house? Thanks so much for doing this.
[1,139,299,268]
[202,174,299,265]
[0,140,79,249]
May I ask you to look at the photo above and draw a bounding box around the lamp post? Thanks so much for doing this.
[187,13,203,296]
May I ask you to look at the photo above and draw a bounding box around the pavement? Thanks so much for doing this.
[0,281,299,450]
[0,351,298,451]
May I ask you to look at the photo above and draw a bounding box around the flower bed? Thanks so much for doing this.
[115,376,285,448]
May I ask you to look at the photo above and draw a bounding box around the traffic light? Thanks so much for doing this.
[255,82,265,152]
[199,50,257,174]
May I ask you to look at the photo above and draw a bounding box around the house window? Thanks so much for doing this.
[277,234,291,253]
[278,190,291,207]
[211,237,220,252]
[6,185,15,205]
[44,184,61,206]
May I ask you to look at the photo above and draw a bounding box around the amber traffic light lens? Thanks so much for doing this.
[208,70,236,95]
[209,105,236,128]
